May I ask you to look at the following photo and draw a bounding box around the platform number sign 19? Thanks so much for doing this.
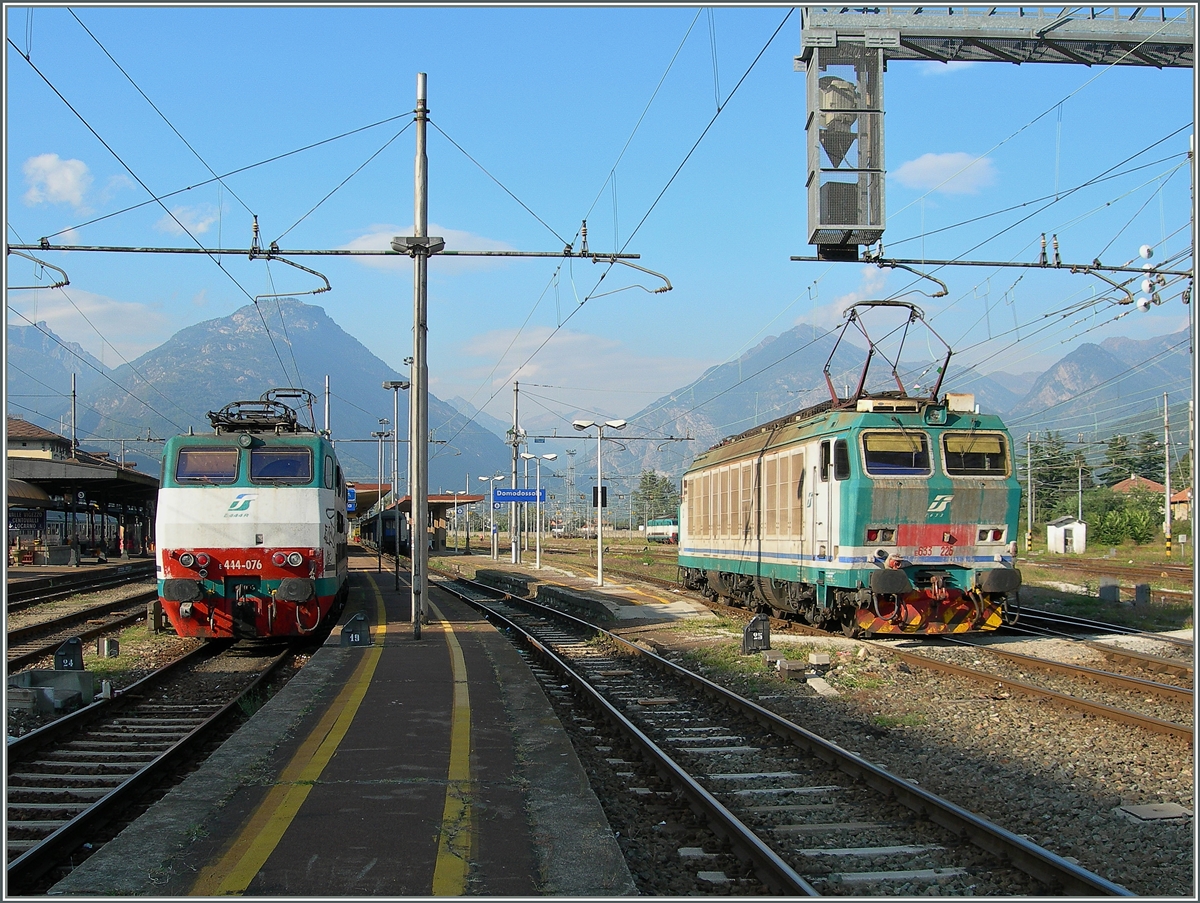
[340,611,371,647]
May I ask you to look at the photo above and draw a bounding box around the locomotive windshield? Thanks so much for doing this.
[942,432,1009,476]
[861,431,931,476]
[250,447,313,483]
[175,447,239,483]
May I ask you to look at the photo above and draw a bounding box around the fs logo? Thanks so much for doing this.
[926,494,954,514]
[225,493,256,518]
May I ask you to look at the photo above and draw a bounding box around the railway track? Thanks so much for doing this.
[5,640,294,893]
[7,561,157,612]
[435,573,1131,896]
[7,594,158,671]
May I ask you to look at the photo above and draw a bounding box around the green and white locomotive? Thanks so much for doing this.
[678,302,1021,636]
[156,389,349,639]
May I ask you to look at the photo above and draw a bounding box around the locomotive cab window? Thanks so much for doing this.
[942,432,1009,476]
[833,439,850,480]
[861,431,932,476]
[250,447,313,483]
[175,447,239,483]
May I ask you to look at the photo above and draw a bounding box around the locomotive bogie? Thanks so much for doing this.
[678,398,1022,636]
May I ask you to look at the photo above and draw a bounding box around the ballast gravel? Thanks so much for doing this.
[620,627,1193,896]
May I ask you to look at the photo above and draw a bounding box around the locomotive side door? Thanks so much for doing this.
[812,439,832,559]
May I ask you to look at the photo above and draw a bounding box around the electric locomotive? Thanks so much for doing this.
[678,302,1021,636]
[155,389,349,639]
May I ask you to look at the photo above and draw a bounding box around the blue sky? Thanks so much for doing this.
[5,4,1196,439]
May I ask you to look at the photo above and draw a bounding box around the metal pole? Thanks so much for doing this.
[394,387,401,590]
[464,472,470,553]
[71,372,77,453]
[511,382,519,564]
[1165,392,1171,559]
[597,426,604,586]
[535,459,542,570]
[490,480,497,559]
[412,71,429,639]
[377,431,384,572]
[1026,433,1033,553]
[325,374,330,434]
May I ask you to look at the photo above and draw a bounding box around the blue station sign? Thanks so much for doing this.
[492,488,545,503]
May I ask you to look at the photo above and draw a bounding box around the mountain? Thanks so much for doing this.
[6,321,112,425]
[597,322,1190,483]
[1003,329,1190,438]
[66,300,512,487]
[446,396,511,441]
[599,323,866,480]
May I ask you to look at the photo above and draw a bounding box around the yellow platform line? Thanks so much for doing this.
[427,598,474,896]
[191,574,388,896]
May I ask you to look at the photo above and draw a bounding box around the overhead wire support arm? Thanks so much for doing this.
[789,253,1193,278]
[6,249,70,290]
[8,243,640,261]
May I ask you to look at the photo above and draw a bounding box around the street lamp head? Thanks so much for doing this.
[572,420,596,431]
[520,452,536,460]
[382,380,410,390]
[604,419,627,430]
[542,453,558,461]
[379,417,390,426]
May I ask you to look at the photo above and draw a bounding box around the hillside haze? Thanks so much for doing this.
[59,300,511,487]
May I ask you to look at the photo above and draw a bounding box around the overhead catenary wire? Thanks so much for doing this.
[9,40,299,391]
[433,7,796,459]
[68,8,255,218]
[7,224,200,424]
[5,306,190,432]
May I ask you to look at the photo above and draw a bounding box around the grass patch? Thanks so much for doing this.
[83,624,194,682]
[873,712,924,728]
[677,641,778,694]
[1019,584,1192,632]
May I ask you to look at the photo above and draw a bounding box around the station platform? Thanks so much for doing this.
[49,550,639,896]
[6,556,155,588]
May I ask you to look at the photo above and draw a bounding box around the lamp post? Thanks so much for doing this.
[383,381,410,590]
[572,419,626,586]
[464,472,470,554]
[478,474,505,559]
[521,452,557,570]
[452,490,467,551]
[372,422,391,572]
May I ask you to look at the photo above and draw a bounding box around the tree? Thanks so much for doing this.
[1131,431,1165,483]
[1100,434,1132,486]
[631,471,680,526]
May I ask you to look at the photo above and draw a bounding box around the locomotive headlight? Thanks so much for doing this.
[272,552,287,566]
[286,551,304,567]
[866,528,879,542]
[179,552,196,568]
[196,553,211,567]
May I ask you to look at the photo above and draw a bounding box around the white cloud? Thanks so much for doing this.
[155,203,220,236]
[892,152,996,195]
[341,223,514,270]
[7,290,173,362]
[23,154,92,208]
[917,60,979,76]
[430,325,713,426]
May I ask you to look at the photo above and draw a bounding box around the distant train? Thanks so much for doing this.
[678,302,1021,636]
[155,389,349,639]
[645,517,680,544]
